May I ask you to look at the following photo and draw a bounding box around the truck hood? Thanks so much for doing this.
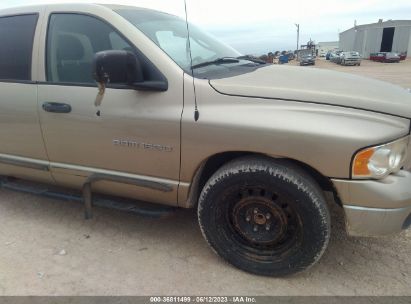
[209,65,411,118]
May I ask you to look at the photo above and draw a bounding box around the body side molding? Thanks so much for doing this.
[0,154,174,192]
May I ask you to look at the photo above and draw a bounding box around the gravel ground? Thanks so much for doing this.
[0,59,410,296]
[291,57,411,89]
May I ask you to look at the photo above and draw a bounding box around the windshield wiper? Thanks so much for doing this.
[237,55,267,64]
[191,57,240,69]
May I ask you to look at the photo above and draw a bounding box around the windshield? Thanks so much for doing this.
[116,8,241,74]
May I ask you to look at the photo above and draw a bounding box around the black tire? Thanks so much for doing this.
[198,157,331,277]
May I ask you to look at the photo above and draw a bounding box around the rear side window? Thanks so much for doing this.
[0,14,38,81]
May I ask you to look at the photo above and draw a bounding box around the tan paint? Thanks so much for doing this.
[0,82,54,184]
[34,4,186,205]
[180,77,409,183]
[0,4,410,220]
[209,64,411,118]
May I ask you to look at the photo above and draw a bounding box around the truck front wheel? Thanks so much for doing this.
[197,157,331,276]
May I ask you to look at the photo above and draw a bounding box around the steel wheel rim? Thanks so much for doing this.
[224,185,303,256]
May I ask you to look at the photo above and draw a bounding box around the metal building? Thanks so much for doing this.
[339,20,411,58]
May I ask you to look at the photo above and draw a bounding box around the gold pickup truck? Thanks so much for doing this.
[0,3,410,277]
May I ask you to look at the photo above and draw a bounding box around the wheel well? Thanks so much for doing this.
[285,159,342,206]
[197,152,254,198]
[285,159,334,192]
[190,152,340,208]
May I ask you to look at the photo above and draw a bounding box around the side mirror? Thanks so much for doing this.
[93,50,143,85]
[92,50,167,92]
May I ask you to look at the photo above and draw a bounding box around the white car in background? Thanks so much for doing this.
[340,51,362,66]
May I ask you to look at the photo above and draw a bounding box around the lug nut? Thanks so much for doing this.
[246,215,251,222]
[254,208,258,214]
[266,224,271,231]
[253,225,258,232]
[266,213,271,220]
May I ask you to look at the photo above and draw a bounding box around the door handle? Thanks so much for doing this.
[42,102,72,113]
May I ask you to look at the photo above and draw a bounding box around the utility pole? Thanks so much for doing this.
[295,23,300,51]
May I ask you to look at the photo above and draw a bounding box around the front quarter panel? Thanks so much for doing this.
[180,78,410,192]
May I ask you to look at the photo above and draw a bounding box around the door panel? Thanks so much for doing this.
[38,13,183,205]
[38,85,181,179]
[0,83,48,160]
[0,84,52,183]
[0,13,53,183]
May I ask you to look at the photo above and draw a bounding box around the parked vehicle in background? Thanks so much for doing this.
[326,51,331,60]
[297,49,315,61]
[340,51,361,66]
[399,53,407,61]
[385,52,401,63]
[279,54,289,64]
[330,51,342,64]
[370,52,385,62]
[299,54,315,66]
[287,52,295,61]
[370,52,401,63]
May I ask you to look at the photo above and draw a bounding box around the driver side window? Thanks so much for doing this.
[46,13,134,84]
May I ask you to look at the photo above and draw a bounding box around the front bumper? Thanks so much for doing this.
[332,170,411,236]
[342,59,361,65]
[300,60,315,65]
[385,58,400,62]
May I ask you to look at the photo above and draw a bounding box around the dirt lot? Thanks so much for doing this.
[291,57,411,89]
[1,59,411,296]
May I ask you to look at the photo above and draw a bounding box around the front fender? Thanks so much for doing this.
[181,79,410,185]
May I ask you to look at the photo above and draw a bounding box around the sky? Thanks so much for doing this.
[1,0,411,55]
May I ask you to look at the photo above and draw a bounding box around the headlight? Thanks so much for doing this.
[352,136,409,179]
